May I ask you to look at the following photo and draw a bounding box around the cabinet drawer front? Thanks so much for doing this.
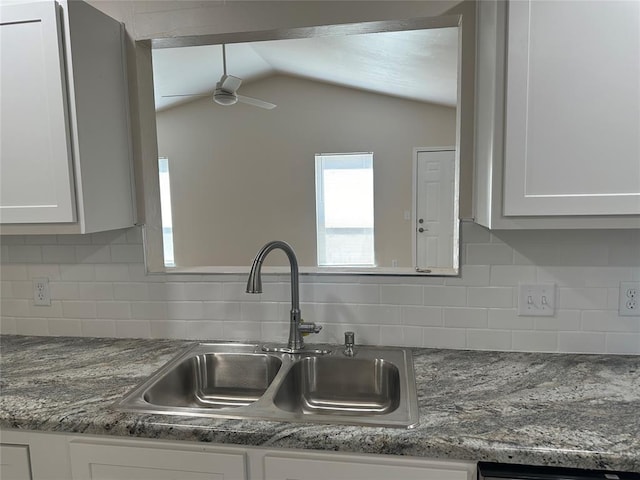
[0,1,76,224]
[0,443,32,480]
[69,442,246,480]
[504,0,640,216]
[264,453,474,480]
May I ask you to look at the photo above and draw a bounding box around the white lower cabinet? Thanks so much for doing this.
[0,444,32,480]
[0,430,477,480]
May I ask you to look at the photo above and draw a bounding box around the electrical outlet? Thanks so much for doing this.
[33,277,51,306]
[517,283,555,316]
[619,281,640,316]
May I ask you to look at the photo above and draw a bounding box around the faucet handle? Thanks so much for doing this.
[343,331,356,357]
[298,320,322,335]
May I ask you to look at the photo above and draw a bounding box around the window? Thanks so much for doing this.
[158,157,175,267]
[315,153,375,266]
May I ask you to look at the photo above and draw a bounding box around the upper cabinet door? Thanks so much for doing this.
[503,0,640,216]
[0,1,76,223]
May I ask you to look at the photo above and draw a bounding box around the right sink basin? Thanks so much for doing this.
[273,356,401,416]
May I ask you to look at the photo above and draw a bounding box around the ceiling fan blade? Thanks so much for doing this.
[237,94,276,110]
[220,74,242,92]
[161,93,210,98]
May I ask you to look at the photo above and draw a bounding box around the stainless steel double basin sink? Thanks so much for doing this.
[115,343,419,428]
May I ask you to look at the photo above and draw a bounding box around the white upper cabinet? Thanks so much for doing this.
[474,0,640,229]
[0,0,135,234]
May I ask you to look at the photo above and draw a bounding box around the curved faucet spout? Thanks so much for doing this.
[246,241,319,353]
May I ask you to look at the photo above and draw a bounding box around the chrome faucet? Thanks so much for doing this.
[246,240,322,353]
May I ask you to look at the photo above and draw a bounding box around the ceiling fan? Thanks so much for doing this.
[162,44,276,110]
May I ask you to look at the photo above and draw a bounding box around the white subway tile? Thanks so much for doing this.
[60,264,94,281]
[126,227,143,244]
[555,244,609,266]
[558,332,606,353]
[150,320,188,339]
[95,264,130,281]
[97,301,131,320]
[57,234,91,245]
[583,267,634,287]
[240,302,282,322]
[302,283,379,304]
[605,333,640,354]
[581,311,640,333]
[488,309,535,330]
[78,282,114,300]
[7,245,43,263]
[131,301,168,320]
[607,288,619,309]
[147,283,167,300]
[15,317,49,336]
[466,244,513,265]
[558,287,609,310]
[1,264,27,280]
[28,301,62,318]
[489,265,536,286]
[223,282,259,302]
[444,265,490,286]
[116,319,151,338]
[167,301,204,320]
[92,229,129,245]
[1,281,13,298]
[423,286,467,307]
[261,321,289,343]
[114,282,149,301]
[1,299,29,317]
[222,320,261,342]
[49,282,80,300]
[358,304,401,325]
[467,329,512,351]
[110,244,145,263]
[401,326,423,347]
[10,281,32,299]
[380,285,422,305]
[533,310,581,331]
[48,318,83,337]
[0,316,17,334]
[81,319,117,338]
[186,320,224,341]
[257,282,290,302]
[512,331,557,352]
[62,301,97,318]
[461,221,491,243]
[536,267,588,287]
[27,264,61,280]
[42,246,76,263]
[467,287,513,308]
[422,327,466,349]
[128,264,166,282]
[25,235,57,245]
[76,245,111,263]
[203,301,241,320]
[443,307,488,328]
[401,306,442,326]
[0,235,25,245]
[380,325,404,346]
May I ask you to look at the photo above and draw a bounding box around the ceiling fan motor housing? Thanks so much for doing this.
[214,89,238,106]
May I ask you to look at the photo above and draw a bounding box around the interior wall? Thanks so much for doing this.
[156,75,456,267]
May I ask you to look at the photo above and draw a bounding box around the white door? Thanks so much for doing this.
[0,2,76,223]
[414,149,455,270]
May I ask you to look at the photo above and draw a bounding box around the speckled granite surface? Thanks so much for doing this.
[1,335,638,472]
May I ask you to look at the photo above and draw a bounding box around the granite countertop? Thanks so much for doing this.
[1,335,639,472]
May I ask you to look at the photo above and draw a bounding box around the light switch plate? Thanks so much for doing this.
[517,283,555,317]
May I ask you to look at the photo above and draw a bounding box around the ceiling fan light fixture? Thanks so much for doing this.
[214,91,238,106]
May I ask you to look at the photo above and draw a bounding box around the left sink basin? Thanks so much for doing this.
[143,352,282,409]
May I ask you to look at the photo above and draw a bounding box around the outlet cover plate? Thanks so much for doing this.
[619,281,640,317]
[518,283,555,317]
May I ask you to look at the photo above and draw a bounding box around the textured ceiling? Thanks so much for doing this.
[153,27,459,112]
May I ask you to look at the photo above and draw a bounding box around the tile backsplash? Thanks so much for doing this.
[1,222,639,354]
